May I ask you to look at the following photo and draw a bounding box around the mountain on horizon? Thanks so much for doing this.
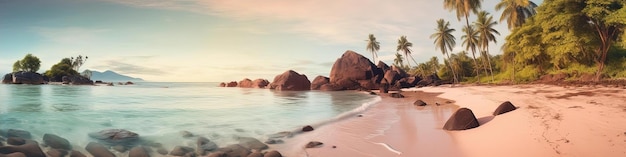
[87,70,144,82]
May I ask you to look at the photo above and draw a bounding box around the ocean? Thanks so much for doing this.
[0,82,378,150]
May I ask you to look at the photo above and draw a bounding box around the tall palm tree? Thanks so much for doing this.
[430,19,458,84]
[394,53,404,67]
[366,34,380,63]
[444,0,482,29]
[475,11,500,82]
[495,0,537,30]
[461,25,483,82]
[397,36,418,67]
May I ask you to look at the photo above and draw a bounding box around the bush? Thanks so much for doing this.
[12,54,41,72]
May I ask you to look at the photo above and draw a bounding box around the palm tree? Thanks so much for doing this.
[461,25,483,82]
[443,0,482,29]
[394,53,404,67]
[430,19,458,84]
[397,36,418,67]
[495,0,537,30]
[366,34,380,63]
[475,11,500,82]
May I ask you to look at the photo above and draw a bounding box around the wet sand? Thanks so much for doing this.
[272,91,462,157]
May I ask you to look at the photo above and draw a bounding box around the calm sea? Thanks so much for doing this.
[0,82,378,149]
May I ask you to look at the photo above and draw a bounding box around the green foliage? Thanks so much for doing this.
[397,36,417,66]
[45,58,79,82]
[604,46,626,78]
[366,34,380,62]
[495,0,538,29]
[516,65,541,82]
[12,54,41,72]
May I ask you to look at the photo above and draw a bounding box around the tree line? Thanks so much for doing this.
[366,0,625,83]
[11,54,91,81]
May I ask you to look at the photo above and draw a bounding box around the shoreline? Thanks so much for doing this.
[273,84,626,157]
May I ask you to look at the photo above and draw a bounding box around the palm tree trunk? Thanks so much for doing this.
[445,53,458,84]
[469,50,481,83]
[409,54,419,68]
[404,52,411,67]
[486,47,495,82]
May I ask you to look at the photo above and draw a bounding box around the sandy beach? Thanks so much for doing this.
[274,84,626,157]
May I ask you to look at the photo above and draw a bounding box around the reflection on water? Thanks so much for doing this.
[9,85,43,112]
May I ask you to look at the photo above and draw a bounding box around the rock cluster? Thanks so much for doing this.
[1,72,44,84]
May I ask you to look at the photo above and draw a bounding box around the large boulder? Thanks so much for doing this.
[416,74,442,87]
[443,108,480,130]
[4,129,31,139]
[252,79,270,88]
[238,78,254,88]
[2,73,12,84]
[11,72,44,84]
[383,70,400,86]
[169,146,194,156]
[493,101,517,116]
[319,83,344,91]
[43,134,71,150]
[227,81,238,87]
[61,75,93,85]
[269,70,310,91]
[197,137,218,154]
[376,61,390,74]
[0,140,46,157]
[329,50,381,90]
[237,137,268,150]
[310,76,329,90]
[85,142,115,157]
[88,129,139,145]
[216,144,251,157]
[263,150,282,157]
[129,146,150,157]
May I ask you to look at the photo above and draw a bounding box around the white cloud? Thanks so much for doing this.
[32,27,109,45]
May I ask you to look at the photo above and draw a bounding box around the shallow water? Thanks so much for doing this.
[0,82,377,149]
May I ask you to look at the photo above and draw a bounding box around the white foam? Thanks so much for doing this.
[372,142,402,155]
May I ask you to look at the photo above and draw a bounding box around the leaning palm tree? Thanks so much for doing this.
[366,34,380,63]
[495,0,537,30]
[461,25,483,82]
[475,11,500,82]
[394,53,404,68]
[444,0,482,29]
[430,19,458,84]
[396,36,418,67]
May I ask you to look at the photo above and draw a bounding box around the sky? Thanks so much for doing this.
[0,0,543,82]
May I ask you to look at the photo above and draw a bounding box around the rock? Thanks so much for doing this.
[61,75,94,85]
[369,91,377,95]
[0,140,46,157]
[263,150,282,157]
[180,131,194,138]
[88,129,139,145]
[85,142,115,157]
[43,134,71,150]
[197,137,218,153]
[69,150,87,157]
[310,76,330,90]
[129,146,150,157]
[414,100,427,106]
[390,93,404,98]
[227,81,238,87]
[238,78,254,88]
[247,152,263,157]
[443,108,480,130]
[7,138,25,145]
[305,141,323,148]
[170,146,194,156]
[269,70,311,91]
[416,74,442,87]
[329,50,381,90]
[219,82,227,87]
[301,125,314,132]
[5,129,31,139]
[156,148,168,155]
[267,132,293,139]
[0,152,26,157]
[358,79,378,90]
[216,144,251,157]
[125,81,134,85]
[10,72,44,84]
[46,149,68,157]
[376,61,390,74]
[237,137,268,150]
[252,79,270,88]
[383,70,400,86]
[493,101,517,116]
[206,151,226,157]
[379,80,389,93]
[319,83,344,91]
[2,73,12,84]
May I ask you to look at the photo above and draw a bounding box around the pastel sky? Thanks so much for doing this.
[0,0,543,82]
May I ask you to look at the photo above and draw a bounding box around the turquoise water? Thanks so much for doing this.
[0,82,378,149]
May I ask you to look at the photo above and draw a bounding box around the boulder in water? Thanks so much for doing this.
[0,140,46,157]
[46,149,68,157]
[301,125,314,132]
[310,76,330,90]
[169,146,194,156]
[263,150,282,157]
[88,129,139,145]
[443,108,480,130]
[217,144,251,157]
[129,146,150,157]
[413,100,427,106]
[43,134,71,150]
[5,129,31,139]
[85,142,115,157]
[69,150,86,157]
[6,138,25,145]
[237,137,268,150]
[305,141,323,148]
[197,137,218,154]
[493,101,517,116]
[269,70,311,91]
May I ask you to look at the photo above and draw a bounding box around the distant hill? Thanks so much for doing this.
[87,70,144,82]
